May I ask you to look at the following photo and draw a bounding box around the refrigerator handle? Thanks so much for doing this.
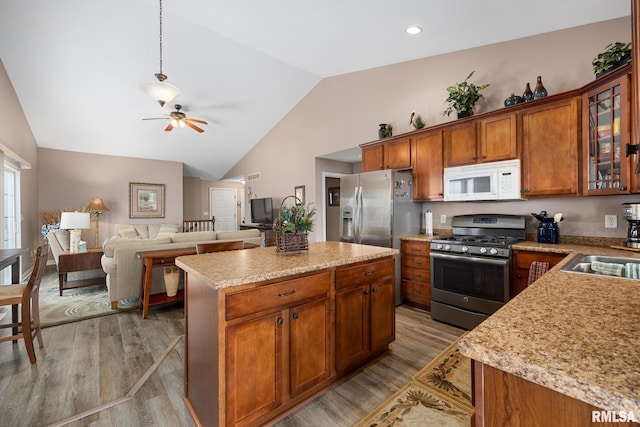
[356,185,363,243]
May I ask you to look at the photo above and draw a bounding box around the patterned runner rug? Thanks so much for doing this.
[355,335,473,427]
[17,266,138,327]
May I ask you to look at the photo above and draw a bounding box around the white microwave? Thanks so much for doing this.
[443,159,521,201]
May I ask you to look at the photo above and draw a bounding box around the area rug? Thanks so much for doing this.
[355,335,473,427]
[36,266,138,327]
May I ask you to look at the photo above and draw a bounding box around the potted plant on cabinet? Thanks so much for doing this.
[592,42,632,78]
[443,71,490,119]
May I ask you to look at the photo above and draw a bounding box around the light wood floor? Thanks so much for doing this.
[0,303,464,427]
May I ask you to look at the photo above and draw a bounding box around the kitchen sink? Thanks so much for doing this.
[559,253,640,279]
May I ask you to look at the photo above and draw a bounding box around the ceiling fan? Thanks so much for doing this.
[143,104,208,133]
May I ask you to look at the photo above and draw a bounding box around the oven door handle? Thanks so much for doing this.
[430,252,509,266]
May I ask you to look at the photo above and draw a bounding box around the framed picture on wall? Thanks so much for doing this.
[294,185,305,205]
[129,182,165,218]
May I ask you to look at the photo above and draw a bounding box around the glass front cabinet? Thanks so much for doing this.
[582,67,632,195]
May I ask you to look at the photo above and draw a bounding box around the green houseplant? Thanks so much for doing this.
[273,196,316,254]
[592,42,632,78]
[443,71,490,118]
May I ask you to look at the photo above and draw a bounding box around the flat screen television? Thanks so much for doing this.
[250,197,274,226]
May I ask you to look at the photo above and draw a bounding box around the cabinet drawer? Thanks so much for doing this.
[514,251,565,270]
[401,266,430,283]
[225,271,331,320]
[401,280,430,306]
[402,254,429,269]
[335,258,394,290]
[401,241,429,256]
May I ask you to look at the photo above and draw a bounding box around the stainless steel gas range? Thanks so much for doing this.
[430,214,526,330]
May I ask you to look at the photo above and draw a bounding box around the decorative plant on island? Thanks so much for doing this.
[273,196,316,254]
[443,71,490,118]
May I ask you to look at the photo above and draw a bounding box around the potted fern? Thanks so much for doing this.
[443,71,490,118]
[592,42,632,78]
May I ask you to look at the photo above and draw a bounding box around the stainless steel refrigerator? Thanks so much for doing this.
[339,170,421,305]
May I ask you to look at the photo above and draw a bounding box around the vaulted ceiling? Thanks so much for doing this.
[0,0,631,179]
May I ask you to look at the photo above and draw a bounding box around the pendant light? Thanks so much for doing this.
[141,0,180,107]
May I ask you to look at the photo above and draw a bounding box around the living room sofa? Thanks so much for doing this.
[100,223,261,309]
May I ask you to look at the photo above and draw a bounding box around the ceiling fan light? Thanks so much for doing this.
[141,80,181,107]
[177,120,186,128]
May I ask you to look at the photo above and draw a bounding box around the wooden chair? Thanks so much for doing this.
[196,240,244,254]
[183,216,215,233]
[0,244,49,364]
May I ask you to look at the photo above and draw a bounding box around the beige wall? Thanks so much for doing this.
[38,148,183,247]
[224,18,632,240]
[0,59,40,272]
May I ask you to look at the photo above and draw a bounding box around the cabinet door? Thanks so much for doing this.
[335,284,369,373]
[413,130,444,201]
[362,144,384,172]
[385,137,412,169]
[522,97,580,197]
[479,113,518,163]
[289,297,331,397]
[582,73,631,195]
[511,250,566,297]
[444,121,477,167]
[370,278,395,353]
[226,312,283,426]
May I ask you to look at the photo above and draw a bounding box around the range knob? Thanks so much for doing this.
[489,248,498,255]
[444,244,451,251]
[479,247,488,254]
[435,243,443,250]
[461,246,469,253]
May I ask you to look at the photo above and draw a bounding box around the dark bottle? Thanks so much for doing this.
[522,82,534,101]
[533,76,547,99]
[378,124,387,139]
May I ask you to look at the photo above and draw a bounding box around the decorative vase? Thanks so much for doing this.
[522,83,534,101]
[533,76,547,99]
[378,124,387,139]
[504,93,523,107]
[163,266,180,297]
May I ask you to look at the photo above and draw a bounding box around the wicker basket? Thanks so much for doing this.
[274,195,310,255]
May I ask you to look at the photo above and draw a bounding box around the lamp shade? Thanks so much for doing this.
[86,197,110,213]
[141,80,181,107]
[59,212,91,230]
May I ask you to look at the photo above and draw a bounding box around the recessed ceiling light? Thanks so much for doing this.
[406,26,422,35]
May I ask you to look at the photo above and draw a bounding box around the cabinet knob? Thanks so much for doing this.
[292,312,299,320]
[372,287,378,293]
[364,270,375,276]
[523,189,529,193]
[471,156,476,160]
[620,186,628,191]
[363,290,369,295]
[481,155,487,159]
[277,318,284,325]
[278,290,296,297]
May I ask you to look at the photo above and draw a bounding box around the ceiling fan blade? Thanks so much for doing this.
[164,123,174,131]
[185,121,205,133]
[188,118,208,124]
[142,117,168,121]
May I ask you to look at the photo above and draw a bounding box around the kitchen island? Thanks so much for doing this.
[176,241,398,427]
[458,245,640,426]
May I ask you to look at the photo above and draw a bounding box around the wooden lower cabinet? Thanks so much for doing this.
[335,258,395,374]
[474,361,636,427]
[184,256,396,427]
[400,240,431,310]
[511,250,565,297]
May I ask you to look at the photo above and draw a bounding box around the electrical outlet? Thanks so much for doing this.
[605,214,617,228]
[440,214,447,224]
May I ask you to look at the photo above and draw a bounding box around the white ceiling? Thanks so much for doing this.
[0,0,631,179]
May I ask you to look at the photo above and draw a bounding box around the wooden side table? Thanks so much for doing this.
[137,247,197,319]
[57,248,106,296]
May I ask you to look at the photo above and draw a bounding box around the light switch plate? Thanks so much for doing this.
[605,215,617,228]
[440,214,447,224]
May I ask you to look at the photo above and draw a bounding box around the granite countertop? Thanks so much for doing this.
[458,245,640,413]
[175,241,398,290]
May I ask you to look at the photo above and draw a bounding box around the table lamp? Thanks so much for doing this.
[86,197,110,248]
[60,211,90,253]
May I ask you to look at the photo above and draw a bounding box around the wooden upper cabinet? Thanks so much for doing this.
[521,97,581,197]
[361,137,412,172]
[444,112,518,167]
[361,144,384,172]
[413,130,443,201]
[444,121,477,167]
[479,113,518,162]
